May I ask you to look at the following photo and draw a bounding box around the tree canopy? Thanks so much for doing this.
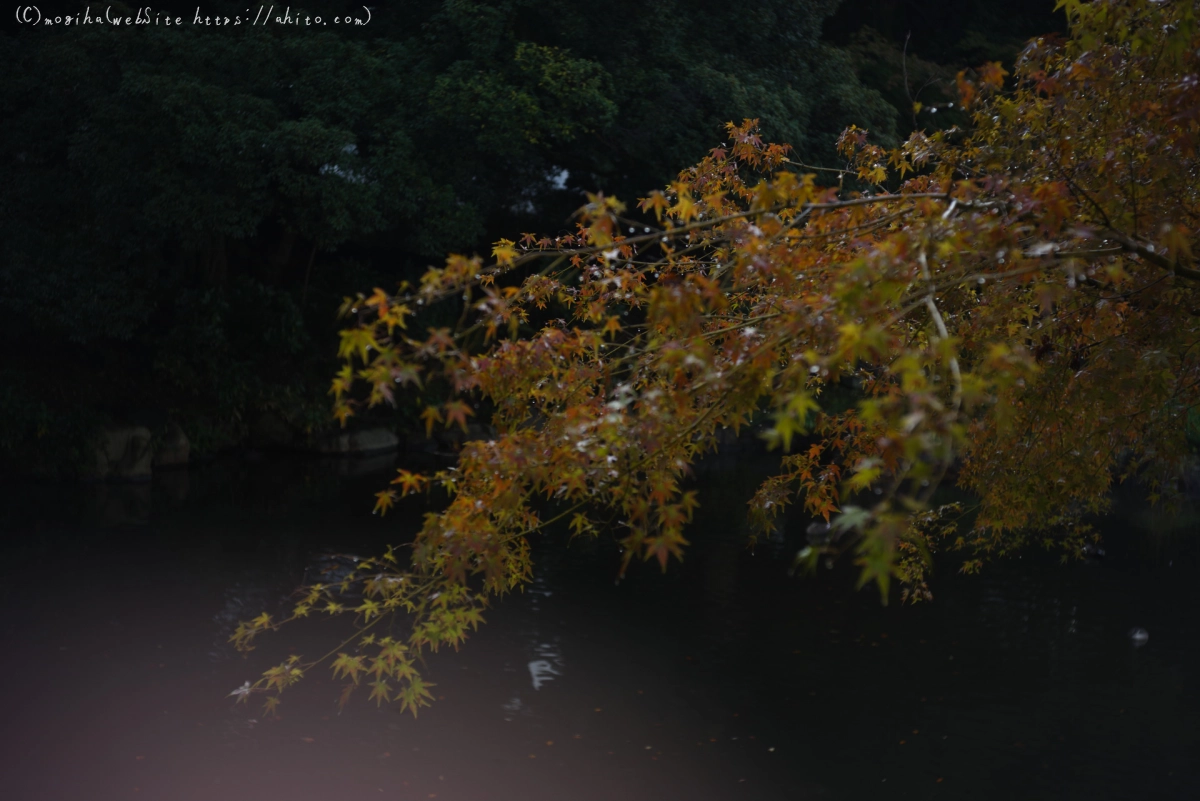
[2,0,897,341]
[230,0,1200,716]
[1,0,902,469]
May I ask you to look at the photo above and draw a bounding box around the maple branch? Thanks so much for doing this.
[1046,246,1123,259]
[368,193,962,321]
[699,312,785,340]
[925,292,963,410]
[781,158,846,175]
[786,208,914,241]
[809,191,951,210]
[1105,229,1200,283]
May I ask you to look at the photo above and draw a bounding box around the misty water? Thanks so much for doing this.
[1,450,1197,801]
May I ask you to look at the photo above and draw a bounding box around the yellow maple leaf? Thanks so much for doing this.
[492,239,518,266]
[373,489,396,516]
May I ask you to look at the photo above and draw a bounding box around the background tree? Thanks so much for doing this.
[228,0,1200,716]
[2,0,903,472]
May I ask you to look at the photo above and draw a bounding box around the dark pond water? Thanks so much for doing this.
[1,450,1197,801]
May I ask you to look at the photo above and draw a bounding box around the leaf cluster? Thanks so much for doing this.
[235,0,1200,713]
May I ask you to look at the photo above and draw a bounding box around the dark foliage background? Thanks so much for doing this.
[0,0,1065,475]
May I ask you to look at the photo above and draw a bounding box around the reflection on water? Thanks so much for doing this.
[210,581,281,663]
[0,451,1197,800]
[525,574,565,693]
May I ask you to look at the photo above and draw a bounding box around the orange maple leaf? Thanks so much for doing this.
[443,400,475,432]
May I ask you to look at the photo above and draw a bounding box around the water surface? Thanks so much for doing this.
[1,453,1196,800]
